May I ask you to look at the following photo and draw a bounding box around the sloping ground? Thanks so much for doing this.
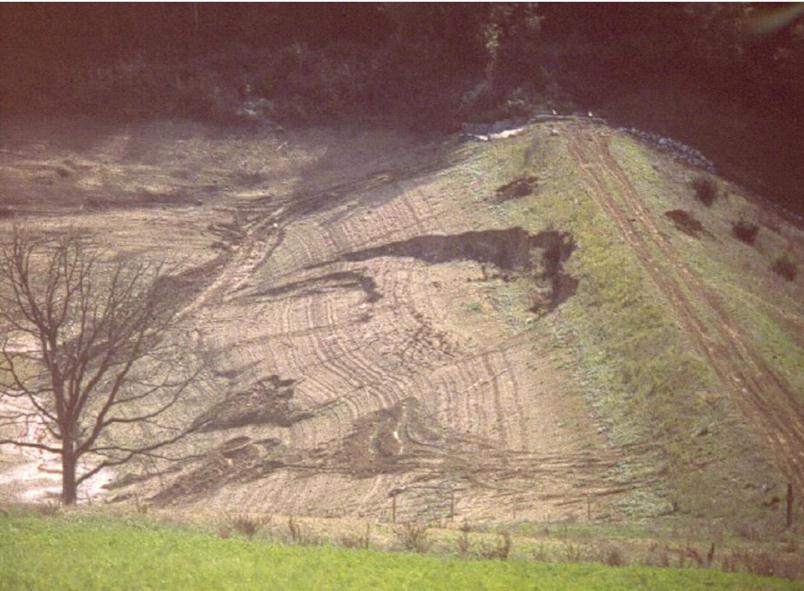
[1,117,802,534]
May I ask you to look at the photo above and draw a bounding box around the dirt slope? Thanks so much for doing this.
[1,117,802,531]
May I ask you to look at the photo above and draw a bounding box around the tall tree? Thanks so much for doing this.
[0,230,205,504]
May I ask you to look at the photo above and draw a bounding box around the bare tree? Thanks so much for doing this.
[0,230,205,504]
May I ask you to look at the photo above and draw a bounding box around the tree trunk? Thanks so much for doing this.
[61,443,78,505]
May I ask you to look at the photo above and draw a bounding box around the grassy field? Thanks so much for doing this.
[0,512,800,591]
[607,134,804,402]
[471,124,784,526]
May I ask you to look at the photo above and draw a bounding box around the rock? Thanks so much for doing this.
[491,119,514,133]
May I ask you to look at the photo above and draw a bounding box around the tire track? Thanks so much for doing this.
[568,124,804,493]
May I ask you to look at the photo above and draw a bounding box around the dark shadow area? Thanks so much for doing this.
[531,230,578,314]
[664,210,708,239]
[338,228,536,270]
[251,270,381,304]
[153,254,229,307]
[312,227,578,314]
[732,220,759,245]
[495,176,538,202]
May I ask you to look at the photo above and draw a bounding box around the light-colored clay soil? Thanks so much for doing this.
[1,117,800,529]
[0,118,633,521]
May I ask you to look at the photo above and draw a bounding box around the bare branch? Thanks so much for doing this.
[75,416,210,486]
[0,439,61,454]
[0,228,207,504]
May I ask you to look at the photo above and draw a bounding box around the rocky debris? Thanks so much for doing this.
[626,128,715,172]
[337,398,441,477]
[460,119,528,142]
[197,375,312,431]
[149,437,290,504]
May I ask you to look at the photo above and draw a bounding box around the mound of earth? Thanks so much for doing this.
[1,117,801,536]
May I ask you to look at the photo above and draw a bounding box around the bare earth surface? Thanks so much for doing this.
[1,116,802,533]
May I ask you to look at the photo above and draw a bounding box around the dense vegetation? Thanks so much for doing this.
[1,4,802,215]
[544,5,804,217]
[1,511,799,591]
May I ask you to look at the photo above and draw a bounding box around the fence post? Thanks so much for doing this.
[388,486,405,524]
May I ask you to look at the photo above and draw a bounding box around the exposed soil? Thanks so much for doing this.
[198,376,311,431]
[6,117,797,531]
[124,122,613,522]
[251,270,381,305]
[320,227,578,314]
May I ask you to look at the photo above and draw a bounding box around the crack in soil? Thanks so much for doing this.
[250,270,381,304]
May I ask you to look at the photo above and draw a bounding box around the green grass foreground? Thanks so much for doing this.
[0,514,799,591]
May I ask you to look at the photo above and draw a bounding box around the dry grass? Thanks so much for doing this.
[219,513,269,539]
[477,532,513,560]
[338,523,372,550]
[455,522,472,556]
[394,522,432,553]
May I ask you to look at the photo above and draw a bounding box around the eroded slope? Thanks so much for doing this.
[1,118,802,533]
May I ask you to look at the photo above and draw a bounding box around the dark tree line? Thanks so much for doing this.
[1,4,803,211]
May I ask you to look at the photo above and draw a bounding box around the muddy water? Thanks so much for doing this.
[0,399,113,504]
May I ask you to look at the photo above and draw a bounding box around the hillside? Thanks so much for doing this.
[0,115,802,540]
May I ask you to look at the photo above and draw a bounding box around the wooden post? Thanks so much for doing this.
[786,483,794,529]
[388,486,405,524]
